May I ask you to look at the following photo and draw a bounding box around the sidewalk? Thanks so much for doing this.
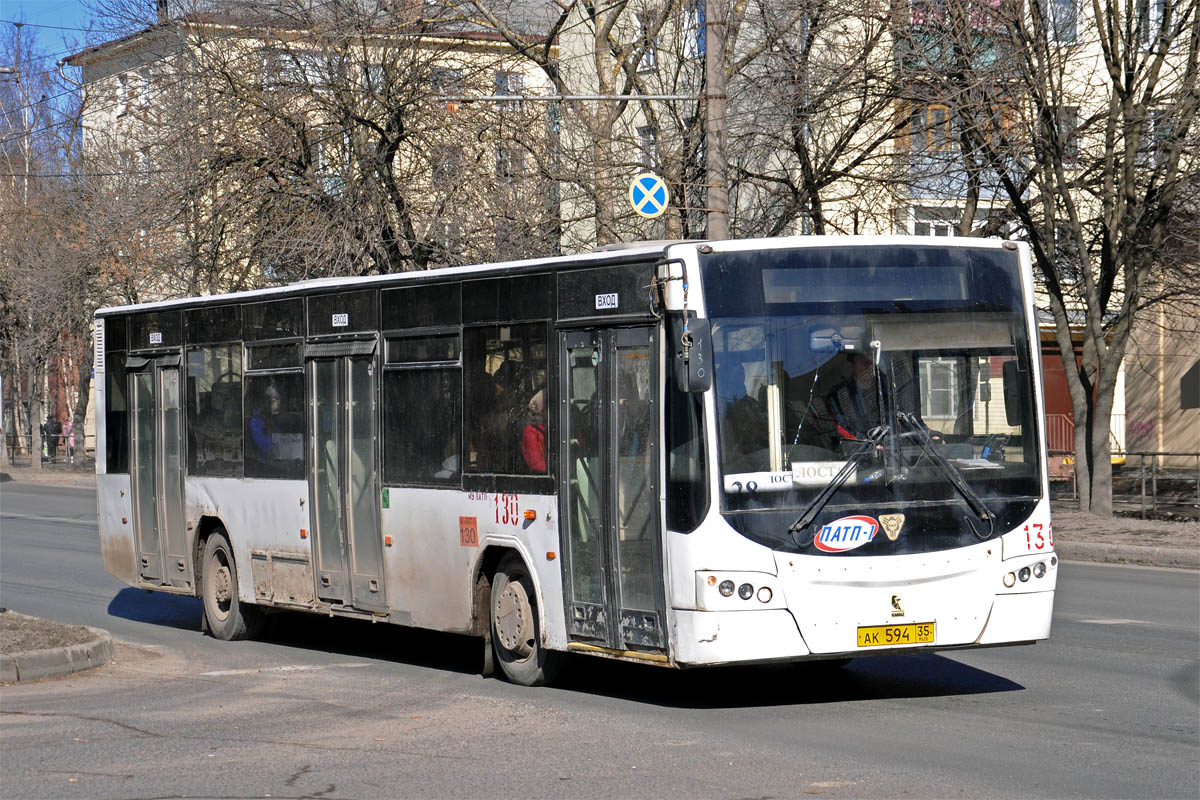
[2,465,1195,568]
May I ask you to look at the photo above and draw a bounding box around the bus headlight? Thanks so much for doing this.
[1033,562,1046,579]
[1003,572,1017,588]
[718,580,735,597]
[757,586,773,603]
[1018,567,1031,582]
[738,583,754,600]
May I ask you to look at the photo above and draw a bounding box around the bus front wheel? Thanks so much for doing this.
[202,532,263,641]
[491,553,563,686]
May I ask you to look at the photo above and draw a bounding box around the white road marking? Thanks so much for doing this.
[201,663,370,676]
[1077,618,1151,625]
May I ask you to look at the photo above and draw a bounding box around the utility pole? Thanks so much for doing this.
[704,0,729,240]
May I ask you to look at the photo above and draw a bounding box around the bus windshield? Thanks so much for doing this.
[701,245,1042,554]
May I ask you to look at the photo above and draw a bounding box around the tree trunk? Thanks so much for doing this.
[1088,391,1115,518]
[73,344,94,464]
[28,366,43,471]
[1070,400,1091,511]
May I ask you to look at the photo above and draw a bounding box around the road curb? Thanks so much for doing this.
[0,625,115,684]
[1056,541,1199,569]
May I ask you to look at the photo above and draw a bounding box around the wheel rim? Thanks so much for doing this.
[207,548,233,623]
[495,576,535,660]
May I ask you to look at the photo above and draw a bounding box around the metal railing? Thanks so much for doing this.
[2,432,96,468]
[1051,448,1200,519]
[1132,451,1200,519]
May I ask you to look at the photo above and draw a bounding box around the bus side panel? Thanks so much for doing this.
[187,477,312,608]
[97,473,137,585]
[381,488,566,648]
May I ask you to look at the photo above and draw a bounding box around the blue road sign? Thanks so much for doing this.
[629,172,668,218]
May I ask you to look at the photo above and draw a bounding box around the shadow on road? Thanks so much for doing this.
[553,652,1025,708]
[105,588,1023,707]
[107,588,203,631]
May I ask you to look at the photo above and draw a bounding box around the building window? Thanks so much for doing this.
[1181,360,1200,410]
[683,1,705,59]
[1054,105,1080,164]
[1054,224,1081,284]
[637,125,658,169]
[904,206,958,236]
[637,12,659,72]
[431,144,463,184]
[494,71,523,111]
[910,0,947,26]
[306,127,348,195]
[496,142,524,179]
[1142,0,1167,46]
[920,357,960,418]
[899,104,955,152]
[431,67,463,97]
[1046,0,1078,43]
[116,73,129,117]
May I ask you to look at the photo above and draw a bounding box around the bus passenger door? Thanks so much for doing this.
[128,358,190,589]
[308,349,386,613]
[559,327,666,654]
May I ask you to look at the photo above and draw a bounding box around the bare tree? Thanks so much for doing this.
[895,0,1200,515]
[0,22,95,467]
[726,0,909,236]
[72,0,560,288]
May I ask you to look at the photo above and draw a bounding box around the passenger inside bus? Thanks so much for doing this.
[247,382,282,463]
[520,389,547,473]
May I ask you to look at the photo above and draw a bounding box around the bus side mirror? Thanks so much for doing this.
[670,313,712,393]
[1002,361,1022,426]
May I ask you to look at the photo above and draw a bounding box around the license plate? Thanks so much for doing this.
[857,622,935,648]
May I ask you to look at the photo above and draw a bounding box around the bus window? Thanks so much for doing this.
[186,345,243,477]
[103,314,129,474]
[464,323,547,475]
[185,305,241,345]
[105,353,129,474]
[243,373,305,480]
[383,333,462,486]
[382,283,461,330]
[666,365,708,532]
[244,298,304,341]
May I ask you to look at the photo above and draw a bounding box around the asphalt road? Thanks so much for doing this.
[1,482,1197,799]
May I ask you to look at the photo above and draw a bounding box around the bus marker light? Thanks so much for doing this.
[122,517,128,525]
[706,575,717,586]
[524,510,537,520]
[738,583,754,600]
[300,529,307,539]
[546,551,556,561]
[385,536,393,547]
[718,580,735,597]
[1033,562,1046,578]
[1018,567,1031,582]
[1050,556,1058,566]
[1003,572,1016,588]
[757,587,772,603]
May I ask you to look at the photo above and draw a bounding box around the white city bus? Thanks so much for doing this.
[94,236,1056,685]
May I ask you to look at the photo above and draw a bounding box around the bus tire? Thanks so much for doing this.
[490,552,563,686]
[201,532,263,641]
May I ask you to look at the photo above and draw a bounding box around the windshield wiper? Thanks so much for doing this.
[788,426,889,545]
[895,412,995,539]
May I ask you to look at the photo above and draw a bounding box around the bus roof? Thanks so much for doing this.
[94,241,675,317]
[94,235,1021,317]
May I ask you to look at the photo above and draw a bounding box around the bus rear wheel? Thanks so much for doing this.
[202,531,263,641]
[491,553,563,686]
